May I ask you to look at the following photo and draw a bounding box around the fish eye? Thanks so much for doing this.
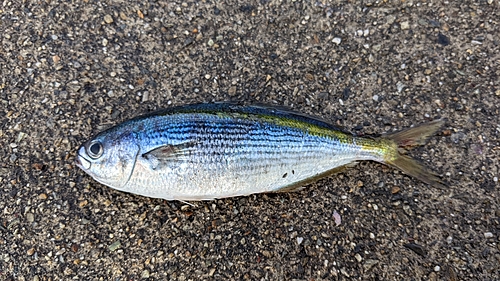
[87,140,103,159]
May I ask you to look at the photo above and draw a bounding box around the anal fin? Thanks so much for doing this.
[274,164,354,193]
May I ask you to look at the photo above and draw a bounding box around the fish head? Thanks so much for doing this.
[75,130,139,190]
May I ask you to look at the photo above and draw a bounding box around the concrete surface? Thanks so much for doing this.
[1,0,499,280]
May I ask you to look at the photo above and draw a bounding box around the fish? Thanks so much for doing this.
[75,103,446,201]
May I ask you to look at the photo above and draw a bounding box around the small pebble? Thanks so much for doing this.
[141,270,150,279]
[137,10,144,19]
[209,268,216,276]
[104,14,114,24]
[434,265,440,272]
[332,37,342,45]
[52,55,60,64]
[39,193,48,200]
[355,253,362,262]
[396,81,405,93]
[333,211,341,226]
[401,21,410,30]
[297,237,304,245]
[119,12,127,20]
[386,15,395,25]
[404,243,427,257]
[142,92,149,102]
[27,248,35,256]
[484,232,493,239]
[340,268,349,277]
[261,250,271,258]
[26,213,34,223]
[109,240,121,251]
[363,259,378,271]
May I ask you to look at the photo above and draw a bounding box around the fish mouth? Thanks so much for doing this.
[75,146,91,170]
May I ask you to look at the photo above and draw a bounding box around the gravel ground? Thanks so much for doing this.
[1,0,499,280]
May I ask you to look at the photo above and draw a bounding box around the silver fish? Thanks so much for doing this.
[75,103,445,200]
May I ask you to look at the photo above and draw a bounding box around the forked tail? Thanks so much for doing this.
[382,119,447,188]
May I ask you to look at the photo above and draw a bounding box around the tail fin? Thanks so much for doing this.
[383,119,447,188]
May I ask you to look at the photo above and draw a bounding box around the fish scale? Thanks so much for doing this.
[76,103,446,201]
[123,114,348,198]
[128,114,360,199]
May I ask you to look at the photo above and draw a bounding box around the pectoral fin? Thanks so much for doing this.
[141,142,197,170]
